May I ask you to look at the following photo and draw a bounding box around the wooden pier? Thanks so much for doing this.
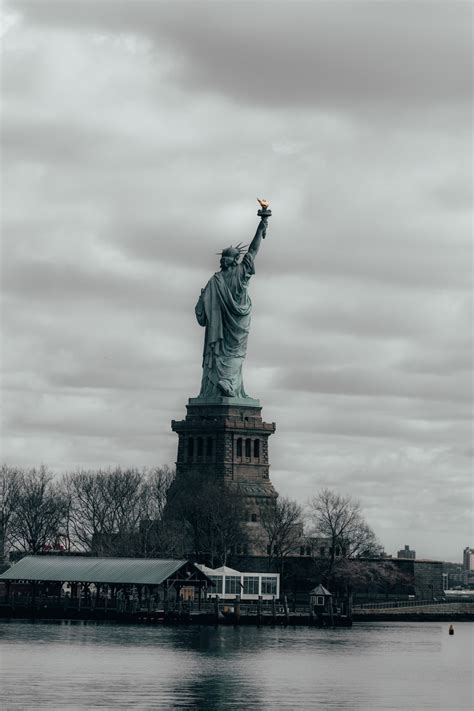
[0,596,352,627]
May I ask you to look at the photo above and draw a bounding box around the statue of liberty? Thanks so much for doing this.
[195,199,271,399]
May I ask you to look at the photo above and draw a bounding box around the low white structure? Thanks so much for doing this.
[197,564,280,601]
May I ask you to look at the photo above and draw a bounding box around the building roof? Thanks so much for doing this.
[310,584,332,596]
[196,563,279,578]
[212,565,242,576]
[0,556,207,586]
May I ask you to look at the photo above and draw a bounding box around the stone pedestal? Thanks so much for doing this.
[171,396,278,555]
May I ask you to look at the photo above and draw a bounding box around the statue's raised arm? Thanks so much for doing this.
[248,198,271,259]
[194,199,271,400]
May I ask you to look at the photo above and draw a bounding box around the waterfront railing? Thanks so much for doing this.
[352,598,466,610]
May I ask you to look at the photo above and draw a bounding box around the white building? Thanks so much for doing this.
[197,564,280,601]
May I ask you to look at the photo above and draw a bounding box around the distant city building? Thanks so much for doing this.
[442,562,464,590]
[462,547,474,571]
[462,547,474,589]
[397,545,416,560]
[411,560,443,598]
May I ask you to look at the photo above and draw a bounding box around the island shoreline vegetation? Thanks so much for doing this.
[1,464,412,597]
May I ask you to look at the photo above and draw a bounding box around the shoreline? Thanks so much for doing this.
[353,612,474,622]
[1,608,473,625]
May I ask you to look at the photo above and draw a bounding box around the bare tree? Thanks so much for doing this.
[329,558,412,598]
[146,466,175,520]
[0,465,22,560]
[65,467,147,556]
[260,496,305,574]
[64,470,110,552]
[204,485,247,567]
[308,488,382,585]
[165,473,246,566]
[139,465,176,556]
[105,468,146,551]
[10,466,68,554]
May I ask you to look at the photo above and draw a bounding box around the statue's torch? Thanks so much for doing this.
[257,198,271,238]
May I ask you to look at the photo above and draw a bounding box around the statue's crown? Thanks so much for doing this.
[218,243,247,259]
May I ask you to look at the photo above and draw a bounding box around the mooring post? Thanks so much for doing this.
[234,594,241,625]
[283,595,290,625]
[272,595,276,624]
[214,595,219,625]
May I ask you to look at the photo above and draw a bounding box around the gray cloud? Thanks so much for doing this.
[10,1,472,109]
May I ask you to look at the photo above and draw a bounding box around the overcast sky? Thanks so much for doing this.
[1,0,472,562]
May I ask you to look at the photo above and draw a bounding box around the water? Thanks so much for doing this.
[0,621,472,710]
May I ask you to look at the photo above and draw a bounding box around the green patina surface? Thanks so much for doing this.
[188,395,260,407]
[194,209,269,400]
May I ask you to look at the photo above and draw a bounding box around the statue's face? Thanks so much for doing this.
[220,255,237,270]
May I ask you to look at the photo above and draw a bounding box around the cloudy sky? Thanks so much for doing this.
[1,0,472,561]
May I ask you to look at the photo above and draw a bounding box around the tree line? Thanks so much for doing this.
[0,464,175,560]
[1,464,390,591]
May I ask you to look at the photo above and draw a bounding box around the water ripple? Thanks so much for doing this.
[0,620,472,710]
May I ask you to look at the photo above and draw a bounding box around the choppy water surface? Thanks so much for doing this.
[0,620,472,710]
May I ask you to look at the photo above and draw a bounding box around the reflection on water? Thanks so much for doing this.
[0,621,472,710]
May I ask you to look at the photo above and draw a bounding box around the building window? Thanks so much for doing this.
[225,576,241,595]
[243,576,259,595]
[206,437,213,457]
[261,577,277,595]
[242,544,248,555]
[236,438,242,457]
[245,438,251,458]
[209,576,223,595]
[188,437,194,460]
[306,546,311,556]
[251,513,257,523]
[316,596,325,606]
[253,439,260,458]
[267,544,272,555]
[197,437,203,457]
[320,547,326,557]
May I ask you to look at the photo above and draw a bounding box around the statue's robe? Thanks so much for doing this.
[195,253,255,398]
